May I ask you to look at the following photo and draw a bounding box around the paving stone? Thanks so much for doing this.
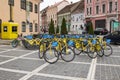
[97,57,120,65]
[95,65,120,80]
[0,49,5,52]
[0,56,12,62]
[0,58,45,71]
[0,45,14,49]
[74,55,92,63]
[28,75,68,80]
[0,50,30,57]
[39,62,90,78]
[24,52,40,59]
[112,51,120,56]
[0,70,26,80]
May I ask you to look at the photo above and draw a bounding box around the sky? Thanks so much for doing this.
[40,0,80,11]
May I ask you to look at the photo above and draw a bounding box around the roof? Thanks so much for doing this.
[40,6,49,13]
[48,0,68,9]
[71,0,84,13]
[57,2,77,15]
[40,6,49,16]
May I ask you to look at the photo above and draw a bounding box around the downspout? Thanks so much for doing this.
[9,3,14,22]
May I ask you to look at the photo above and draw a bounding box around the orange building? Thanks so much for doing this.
[0,0,43,37]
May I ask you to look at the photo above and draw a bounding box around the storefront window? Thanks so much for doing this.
[12,26,17,32]
[4,26,7,32]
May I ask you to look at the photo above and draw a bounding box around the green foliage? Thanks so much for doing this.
[56,25,59,34]
[61,18,68,35]
[49,19,55,34]
[88,22,94,35]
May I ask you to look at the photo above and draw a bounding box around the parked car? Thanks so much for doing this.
[103,31,120,44]
[94,28,108,35]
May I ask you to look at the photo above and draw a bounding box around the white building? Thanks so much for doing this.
[70,0,85,34]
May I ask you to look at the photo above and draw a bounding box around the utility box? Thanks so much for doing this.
[1,22,18,39]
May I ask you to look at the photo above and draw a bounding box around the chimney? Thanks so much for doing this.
[71,2,73,4]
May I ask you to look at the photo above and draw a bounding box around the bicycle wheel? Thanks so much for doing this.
[38,42,46,59]
[103,44,113,57]
[61,46,75,62]
[96,44,104,57]
[43,48,59,64]
[87,46,97,59]
[74,47,82,55]
[11,39,19,48]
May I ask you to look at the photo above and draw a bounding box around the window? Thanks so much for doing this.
[35,4,38,13]
[96,6,99,14]
[76,25,77,27]
[87,0,88,3]
[90,7,92,14]
[22,22,26,32]
[29,23,33,32]
[3,26,7,32]
[115,2,117,11]
[87,8,89,15]
[72,16,74,21]
[81,15,83,20]
[35,23,38,32]
[29,2,33,12]
[21,0,26,10]
[90,0,91,3]
[109,2,112,13]
[73,25,74,28]
[8,0,14,6]
[76,18,78,22]
[102,4,105,13]
[12,26,17,32]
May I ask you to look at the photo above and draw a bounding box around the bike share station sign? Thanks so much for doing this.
[112,21,120,31]
[1,22,18,39]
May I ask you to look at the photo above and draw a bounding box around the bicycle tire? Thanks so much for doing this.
[11,39,19,48]
[96,44,104,57]
[43,48,59,64]
[87,46,97,59]
[61,46,75,62]
[103,44,113,57]
[74,47,82,55]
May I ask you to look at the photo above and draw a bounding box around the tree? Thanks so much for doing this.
[61,18,68,35]
[48,19,55,34]
[88,21,94,35]
[56,25,59,34]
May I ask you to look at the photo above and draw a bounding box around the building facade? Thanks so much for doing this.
[71,0,84,34]
[40,6,48,31]
[85,0,119,32]
[47,0,69,30]
[57,2,77,33]
[0,0,42,36]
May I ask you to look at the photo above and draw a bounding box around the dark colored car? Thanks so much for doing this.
[103,31,120,44]
[94,28,108,35]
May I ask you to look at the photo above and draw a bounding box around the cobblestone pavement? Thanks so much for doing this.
[0,45,120,80]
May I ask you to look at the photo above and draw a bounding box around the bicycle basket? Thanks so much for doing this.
[51,41,58,47]
[25,35,33,40]
[68,40,74,46]
[92,39,97,44]
[106,39,111,44]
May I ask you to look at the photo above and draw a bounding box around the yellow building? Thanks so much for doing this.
[0,0,43,37]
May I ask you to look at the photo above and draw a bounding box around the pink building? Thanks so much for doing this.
[118,0,120,22]
[85,0,119,32]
